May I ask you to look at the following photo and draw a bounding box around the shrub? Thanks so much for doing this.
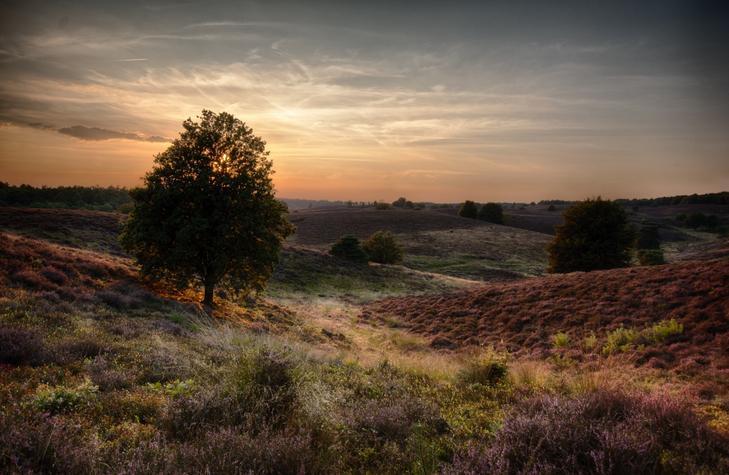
[0,327,47,366]
[547,204,556,211]
[33,379,98,414]
[330,235,369,263]
[548,197,635,273]
[445,389,729,474]
[477,203,504,224]
[458,200,479,219]
[637,248,665,266]
[231,348,299,428]
[40,266,69,286]
[457,350,508,386]
[602,326,639,355]
[646,319,684,344]
[552,332,570,348]
[636,225,660,249]
[583,332,598,351]
[374,201,391,210]
[363,231,404,264]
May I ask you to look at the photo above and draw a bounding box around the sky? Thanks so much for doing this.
[1,0,728,202]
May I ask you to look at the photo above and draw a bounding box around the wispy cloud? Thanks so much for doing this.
[57,125,169,142]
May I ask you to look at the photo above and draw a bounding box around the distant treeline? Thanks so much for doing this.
[0,183,132,211]
[541,191,729,207]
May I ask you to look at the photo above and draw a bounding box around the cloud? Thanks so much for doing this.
[57,125,169,142]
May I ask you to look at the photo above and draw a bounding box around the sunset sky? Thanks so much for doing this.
[1,0,728,202]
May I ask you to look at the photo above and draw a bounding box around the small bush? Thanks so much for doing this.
[0,327,47,366]
[552,332,570,348]
[330,235,369,263]
[646,319,684,344]
[478,202,504,224]
[458,200,479,219]
[363,231,404,264]
[636,225,660,250]
[637,248,665,266]
[583,332,598,351]
[458,350,508,386]
[374,201,391,210]
[33,379,98,414]
[40,266,69,286]
[602,326,639,355]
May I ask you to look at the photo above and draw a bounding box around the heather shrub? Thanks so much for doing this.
[87,356,134,390]
[0,326,47,365]
[0,407,95,473]
[40,266,69,286]
[363,231,404,264]
[161,386,241,438]
[602,326,639,355]
[330,235,369,263]
[32,379,98,414]
[11,269,55,290]
[552,331,570,348]
[444,389,729,474]
[231,347,300,428]
[458,350,508,386]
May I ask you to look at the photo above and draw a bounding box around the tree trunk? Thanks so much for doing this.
[203,279,215,307]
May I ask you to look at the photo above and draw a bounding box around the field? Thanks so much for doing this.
[2,205,729,473]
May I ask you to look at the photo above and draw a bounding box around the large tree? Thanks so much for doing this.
[548,197,635,273]
[121,110,294,306]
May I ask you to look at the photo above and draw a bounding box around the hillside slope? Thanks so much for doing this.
[366,257,729,376]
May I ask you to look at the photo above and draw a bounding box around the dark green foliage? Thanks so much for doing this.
[684,212,719,229]
[374,202,391,210]
[636,225,661,249]
[637,249,665,266]
[330,235,369,263]
[458,200,479,219]
[0,182,131,211]
[363,231,404,264]
[120,110,294,306]
[392,197,415,209]
[548,197,635,273]
[477,203,504,224]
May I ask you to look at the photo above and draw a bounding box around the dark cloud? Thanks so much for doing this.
[57,125,169,142]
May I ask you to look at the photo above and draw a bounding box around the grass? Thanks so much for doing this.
[1,206,729,473]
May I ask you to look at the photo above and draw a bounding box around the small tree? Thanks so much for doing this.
[330,235,369,263]
[636,225,660,250]
[459,200,479,219]
[121,110,294,306]
[363,231,403,264]
[478,202,504,224]
[548,197,635,273]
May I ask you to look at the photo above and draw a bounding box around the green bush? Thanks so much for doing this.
[583,332,598,351]
[477,202,504,224]
[602,327,639,355]
[457,350,508,386]
[646,319,683,343]
[548,197,635,273]
[363,231,404,264]
[458,200,479,219]
[637,249,665,266]
[552,332,570,348]
[636,225,660,249]
[330,235,369,263]
[32,379,98,414]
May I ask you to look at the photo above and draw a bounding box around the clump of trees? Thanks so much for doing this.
[363,231,403,264]
[478,203,504,224]
[458,200,479,219]
[0,183,132,211]
[330,235,369,263]
[331,231,404,264]
[548,197,635,273]
[635,224,665,266]
[677,212,720,230]
[121,110,294,306]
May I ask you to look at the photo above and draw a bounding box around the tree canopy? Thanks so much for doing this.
[458,200,479,219]
[478,202,504,224]
[548,197,635,273]
[120,110,294,306]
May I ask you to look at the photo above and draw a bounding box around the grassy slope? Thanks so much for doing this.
[1,206,729,473]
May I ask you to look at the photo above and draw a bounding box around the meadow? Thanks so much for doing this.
[1,204,728,474]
